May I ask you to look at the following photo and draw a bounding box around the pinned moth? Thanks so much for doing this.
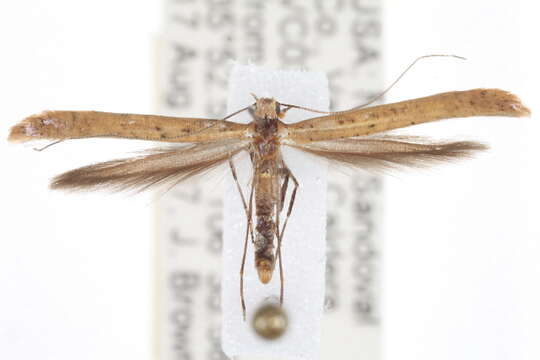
[8,71,530,318]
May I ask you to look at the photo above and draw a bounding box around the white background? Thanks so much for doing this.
[0,1,538,360]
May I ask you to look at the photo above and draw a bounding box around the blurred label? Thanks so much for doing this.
[156,1,383,359]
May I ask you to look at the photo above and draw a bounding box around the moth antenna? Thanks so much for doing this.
[278,103,330,115]
[280,55,466,115]
[351,54,467,110]
[159,104,253,142]
[33,139,64,152]
[250,93,259,101]
[222,104,254,121]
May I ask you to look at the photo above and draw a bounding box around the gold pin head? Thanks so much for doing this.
[252,303,288,340]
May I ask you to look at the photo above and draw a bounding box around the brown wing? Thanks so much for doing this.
[51,139,249,192]
[8,111,248,143]
[285,89,530,143]
[290,136,487,172]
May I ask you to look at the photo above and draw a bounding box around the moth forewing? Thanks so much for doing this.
[8,110,250,143]
[285,89,531,143]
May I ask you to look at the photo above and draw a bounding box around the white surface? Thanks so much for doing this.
[0,1,539,360]
[221,64,328,360]
[384,3,540,360]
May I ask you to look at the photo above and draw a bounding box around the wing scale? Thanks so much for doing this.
[285,89,530,143]
[8,111,248,143]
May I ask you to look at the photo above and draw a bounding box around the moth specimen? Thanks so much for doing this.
[8,85,530,317]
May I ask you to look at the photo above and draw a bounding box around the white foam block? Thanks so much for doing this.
[221,64,329,360]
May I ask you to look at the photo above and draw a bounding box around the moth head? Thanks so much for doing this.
[253,97,280,120]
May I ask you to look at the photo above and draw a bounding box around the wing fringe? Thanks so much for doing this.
[292,136,488,172]
[51,140,248,192]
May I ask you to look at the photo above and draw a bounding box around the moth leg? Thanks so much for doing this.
[33,139,64,152]
[274,167,287,304]
[276,166,299,305]
[239,164,256,321]
[273,177,282,298]
[278,167,299,243]
[228,159,255,243]
[279,171,290,213]
[275,167,290,300]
